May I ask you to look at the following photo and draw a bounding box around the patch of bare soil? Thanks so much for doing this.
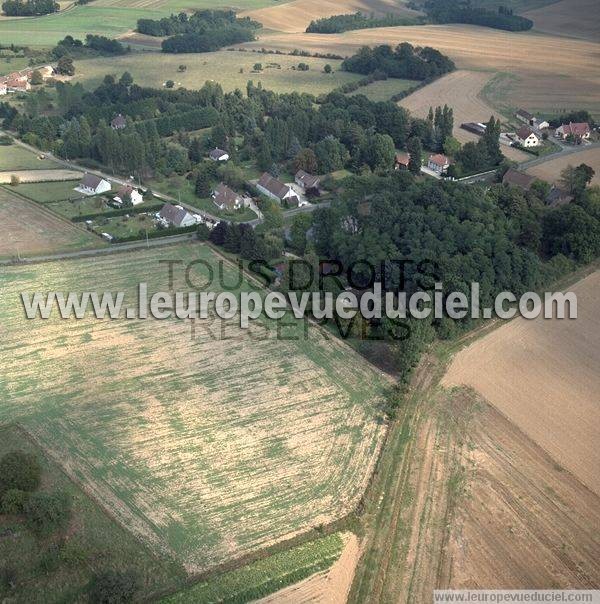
[445,398,600,589]
[443,271,600,496]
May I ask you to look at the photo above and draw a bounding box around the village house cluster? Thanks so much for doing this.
[0,65,54,95]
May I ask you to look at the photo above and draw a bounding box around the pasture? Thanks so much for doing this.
[525,147,600,186]
[0,0,292,45]
[442,271,600,496]
[348,77,418,102]
[15,179,101,203]
[0,243,387,572]
[73,50,360,95]
[0,186,101,258]
[0,144,60,171]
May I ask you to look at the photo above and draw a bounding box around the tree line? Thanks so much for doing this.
[420,0,533,31]
[2,0,58,15]
[136,9,261,54]
[306,12,422,34]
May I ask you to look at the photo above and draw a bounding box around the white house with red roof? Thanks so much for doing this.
[515,125,541,147]
[427,154,450,175]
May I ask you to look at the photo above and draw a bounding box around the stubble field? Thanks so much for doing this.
[442,271,600,496]
[239,24,600,119]
[240,0,420,33]
[0,243,388,573]
[398,70,530,162]
[525,147,600,185]
[0,187,101,258]
[523,0,600,42]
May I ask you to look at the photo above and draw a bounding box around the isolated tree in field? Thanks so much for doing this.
[165,79,174,88]
[56,56,75,76]
[88,570,140,604]
[294,148,318,174]
[253,63,262,72]
[560,163,595,196]
[323,64,332,73]
[10,174,20,186]
[0,451,41,496]
[195,167,211,197]
[406,136,423,175]
[178,64,187,72]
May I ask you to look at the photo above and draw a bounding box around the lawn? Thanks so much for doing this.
[0,426,185,602]
[347,78,419,102]
[151,175,257,222]
[0,0,292,46]
[0,144,61,171]
[73,50,361,95]
[0,243,387,573]
[12,179,88,203]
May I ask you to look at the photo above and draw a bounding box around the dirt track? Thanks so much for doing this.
[443,271,600,496]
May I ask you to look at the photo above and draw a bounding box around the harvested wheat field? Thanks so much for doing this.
[242,0,419,33]
[524,0,600,43]
[0,243,387,573]
[526,147,600,185]
[443,271,600,496]
[445,395,600,589]
[258,532,361,603]
[0,187,100,258]
[399,70,529,162]
[0,169,82,184]
[242,24,600,117]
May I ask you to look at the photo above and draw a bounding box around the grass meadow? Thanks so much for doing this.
[347,78,418,102]
[73,50,360,95]
[0,144,60,171]
[0,0,292,46]
[0,243,387,573]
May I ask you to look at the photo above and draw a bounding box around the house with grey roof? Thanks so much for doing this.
[75,173,111,196]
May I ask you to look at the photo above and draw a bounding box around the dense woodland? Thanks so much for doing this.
[136,10,261,54]
[306,12,422,34]
[1,0,58,15]
[342,43,455,81]
[420,0,533,31]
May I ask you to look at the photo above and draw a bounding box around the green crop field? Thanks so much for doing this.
[347,78,419,102]
[0,243,387,573]
[73,50,361,95]
[0,0,292,46]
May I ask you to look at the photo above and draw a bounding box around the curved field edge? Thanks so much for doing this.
[160,532,344,603]
[0,424,186,601]
[0,242,388,574]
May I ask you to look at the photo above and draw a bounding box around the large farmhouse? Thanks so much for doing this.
[515,126,541,147]
[555,122,591,141]
[256,173,298,204]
